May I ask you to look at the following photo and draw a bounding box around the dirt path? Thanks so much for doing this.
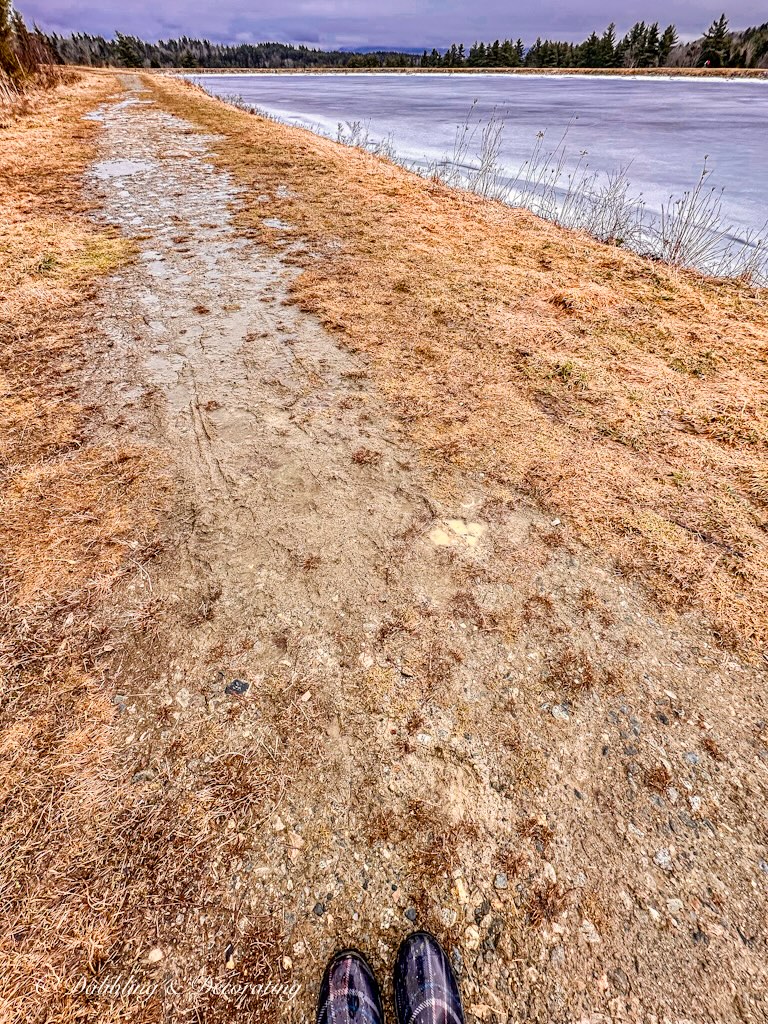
[79,78,768,1023]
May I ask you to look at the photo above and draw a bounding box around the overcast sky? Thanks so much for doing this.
[17,0,765,49]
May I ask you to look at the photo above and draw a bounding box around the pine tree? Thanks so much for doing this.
[658,24,678,65]
[620,21,647,67]
[599,23,618,66]
[701,13,730,66]
[580,30,601,66]
[642,22,660,66]
[115,31,144,67]
[525,37,542,66]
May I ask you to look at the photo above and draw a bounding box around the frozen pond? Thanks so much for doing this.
[193,73,768,261]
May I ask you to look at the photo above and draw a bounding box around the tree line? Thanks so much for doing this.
[35,14,768,71]
[42,33,420,69]
[423,16,758,69]
[421,23,677,68]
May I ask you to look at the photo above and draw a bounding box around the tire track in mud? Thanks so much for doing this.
[78,77,768,1024]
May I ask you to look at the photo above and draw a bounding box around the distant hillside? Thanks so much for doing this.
[669,19,768,68]
[42,34,420,69]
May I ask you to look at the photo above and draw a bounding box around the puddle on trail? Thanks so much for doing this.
[263,217,293,230]
[91,159,154,179]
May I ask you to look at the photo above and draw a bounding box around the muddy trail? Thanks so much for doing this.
[79,78,768,1023]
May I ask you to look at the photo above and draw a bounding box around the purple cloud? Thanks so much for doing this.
[17,0,768,48]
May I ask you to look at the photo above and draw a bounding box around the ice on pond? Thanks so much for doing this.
[192,72,768,244]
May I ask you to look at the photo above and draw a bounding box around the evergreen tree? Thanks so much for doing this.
[525,37,542,66]
[580,30,601,66]
[619,21,648,67]
[115,31,144,67]
[642,22,660,66]
[700,13,730,65]
[599,23,618,66]
[658,24,678,64]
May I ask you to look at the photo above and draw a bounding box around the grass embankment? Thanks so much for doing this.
[150,74,768,654]
[169,66,768,77]
[0,74,165,1021]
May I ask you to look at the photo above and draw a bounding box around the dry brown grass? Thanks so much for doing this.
[525,882,568,927]
[164,66,768,79]
[643,763,674,793]
[0,74,176,1023]
[146,75,768,658]
[517,817,555,852]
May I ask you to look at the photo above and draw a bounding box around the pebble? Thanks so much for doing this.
[494,873,509,890]
[610,968,629,994]
[440,907,458,927]
[654,848,673,871]
[550,945,565,966]
[463,925,481,951]
[450,948,463,976]
[404,907,418,923]
[454,876,470,905]
[225,678,249,696]
[147,947,164,964]
[580,919,601,945]
[313,902,326,917]
[666,898,684,915]
[551,704,570,721]
[683,752,699,766]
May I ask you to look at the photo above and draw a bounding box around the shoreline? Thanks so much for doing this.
[155,65,768,79]
[152,72,768,653]
[189,76,767,280]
